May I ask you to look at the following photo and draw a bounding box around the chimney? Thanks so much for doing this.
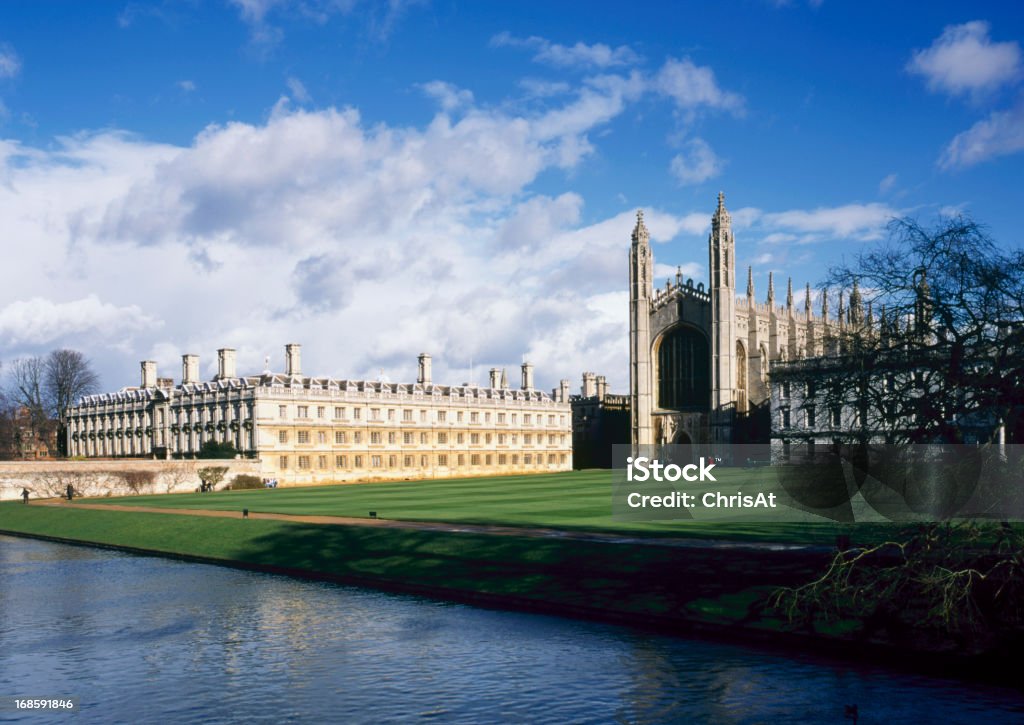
[489,368,501,389]
[217,348,237,380]
[182,354,200,385]
[285,344,301,377]
[582,372,597,398]
[417,353,432,385]
[140,361,157,388]
[559,379,571,403]
[596,375,607,401]
[157,377,174,388]
[521,361,534,391]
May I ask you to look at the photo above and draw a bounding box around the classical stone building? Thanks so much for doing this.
[629,193,844,452]
[65,345,573,484]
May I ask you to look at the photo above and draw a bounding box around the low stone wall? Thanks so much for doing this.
[0,460,263,501]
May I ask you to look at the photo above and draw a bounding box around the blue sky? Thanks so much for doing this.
[0,1,1022,394]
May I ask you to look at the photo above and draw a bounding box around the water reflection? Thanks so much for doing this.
[1,534,1021,724]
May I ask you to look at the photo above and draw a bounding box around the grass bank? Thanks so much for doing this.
[81,469,904,546]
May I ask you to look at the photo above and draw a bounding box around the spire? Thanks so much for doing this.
[711,190,731,230]
[746,266,754,298]
[821,287,830,318]
[631,209,649,247]
[879,304,888,343]
[786,277,794,311]
[849,278,864,326]
[767,271,775,306]
[805,283,812,317]
[676,265,683,287]
[837,290,845,328]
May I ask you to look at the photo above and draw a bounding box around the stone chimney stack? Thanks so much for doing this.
[596,375,607,401]
[582,372,597,398]
[417,353,432,385]
[141,361,157,388]
[521,361,534,391]
[489,368,501,388]
[217,348,237,380]
[559,379,571,403]
[285,344,301,377]
[182,354,200,385]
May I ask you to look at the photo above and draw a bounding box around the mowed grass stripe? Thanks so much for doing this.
[75,468,903,544]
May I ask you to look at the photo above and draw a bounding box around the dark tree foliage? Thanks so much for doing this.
[197,439,238,459]
[775,216,1024,445]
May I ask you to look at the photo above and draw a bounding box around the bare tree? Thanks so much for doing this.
[775,215,1024,445]
[7,356,47,429]
[44,349,101,420]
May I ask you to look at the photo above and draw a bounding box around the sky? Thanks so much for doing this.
[0,0,1022,396]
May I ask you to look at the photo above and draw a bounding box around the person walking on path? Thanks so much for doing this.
[21,488,29,504]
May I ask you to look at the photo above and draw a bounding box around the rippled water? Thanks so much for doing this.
[0,534,1021,724]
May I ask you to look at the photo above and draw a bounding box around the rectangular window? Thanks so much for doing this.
[279,455,288,469]
[334,407,344,419]
[420,410,427,422]
[548,415,555,425]
[354,432,362,444]
[524,454,532,464]
[831,407,842,427]
[524,414,532,425]
[387,409,396,421]
[297,430,310,444]
[403,432,413,444]
[498,434,506,444]
[525,434,532,445]
[420,455,427,467]
[470,412,479,423]
[456,411,463,422]
[438,432,448,444]
[484,412,491,423]
[457,454,465,467]
[388,455,397,467]
[782,409,791,428]
[354,455,362,468]
[404,455,413,467]
[471,454,480,466]
[782,382,791,399]
[318,455,327,469]
[298,455,310,469]
[297,406,309,419]
[438,411,447,422]
[335,431,346,444]
[336,455,347,467]
[438,454,448,466]
[371,455,382,468]
[371,432,382,444]
[403,409,413,421]
[807,406,816,427]
[371,408,381,421]
[279,405,288,418]
[470,433,479,444]
[353,408,362,420]
[388,432,396,444]
[318,431,327,444]
[457,433,464,444]
[419,433,427,444]
[512,455,518,464]
[511,414,517,424]
[279,430,288,444]
[485,454,492,465]
[497,413,506,424]
[317,406,326,419]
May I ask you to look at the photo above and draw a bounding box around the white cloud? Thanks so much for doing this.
[419,80,473,111]
[669,138,722,185]
[0,295,157,346]
[907,21,1022,100]
[0,44,20,79]
[519,78,572,98]
[939,98,1024,169]
[878,172,898,194]
[491,32,640,69]
[177,80,197,92]
[286,76,311,103]
[654,58,744,114]
[761,202,897,240]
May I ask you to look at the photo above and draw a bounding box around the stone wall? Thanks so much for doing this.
[0,459,263,501]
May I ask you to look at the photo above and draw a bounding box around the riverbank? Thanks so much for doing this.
[0,502,1017,686]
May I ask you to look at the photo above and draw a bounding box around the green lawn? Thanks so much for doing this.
[80,468,906,545]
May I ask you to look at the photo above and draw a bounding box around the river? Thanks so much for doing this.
[0,534,1021,723]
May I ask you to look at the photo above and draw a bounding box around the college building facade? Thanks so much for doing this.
[65,345,573,484]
